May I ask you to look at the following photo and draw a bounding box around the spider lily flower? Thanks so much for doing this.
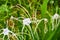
[2,28,16,36]
[52,13,60,31]
[1,28,19,40]
[23,18,31,25]
[2,28,10,35]
[52,13,60,19]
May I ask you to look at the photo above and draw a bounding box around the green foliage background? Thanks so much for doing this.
[0,0,60,40]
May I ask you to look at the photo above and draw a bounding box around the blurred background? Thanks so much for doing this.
[0,0,60,40]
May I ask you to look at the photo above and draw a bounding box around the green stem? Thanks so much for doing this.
[47,19,60,40]
[22,24,25,40]
[28,25,35,40]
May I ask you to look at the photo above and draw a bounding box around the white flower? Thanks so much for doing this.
[23,18,31,25]
[50,1,54,4]
[0,28,19,40]
[52,13,59,19]
[10,16,14,20]
[3,28,10,35]
[44,18,48,22]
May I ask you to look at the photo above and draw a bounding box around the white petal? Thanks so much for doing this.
[52,13,59,19]
[23,18,31,25]
[10,16,14,19]
[44,18,48,22]
[3,28,10,35]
